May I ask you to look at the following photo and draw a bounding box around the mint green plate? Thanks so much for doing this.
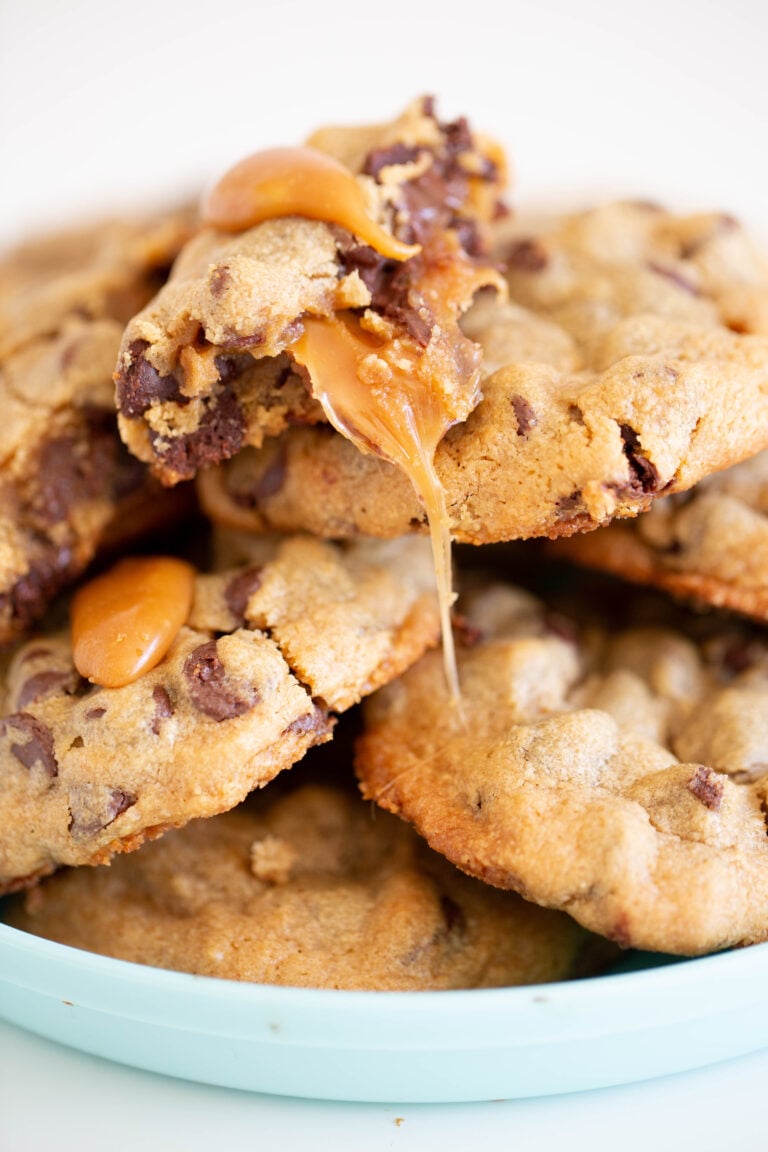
[0,923,766,1102]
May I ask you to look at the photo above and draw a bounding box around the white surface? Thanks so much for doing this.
[2,0,768,1145]
[2,1015,768,1152]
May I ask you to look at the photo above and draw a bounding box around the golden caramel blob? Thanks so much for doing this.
[72,557,196,688]
[201,146,420,262]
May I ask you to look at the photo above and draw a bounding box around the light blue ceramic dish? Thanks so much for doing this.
[0,922,766,1102]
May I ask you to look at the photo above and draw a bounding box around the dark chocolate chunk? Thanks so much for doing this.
[687,765,724,812]
[511,395,537,437]
[1,712,58,777]
[183,639,257,721]
[225,567,263,623]
[340,246,434,345]
[116,340,186,418]
[620,425,660,495]
[362,143,422,179]
[85,706,106,721]
[150,685,174,734]
[68,785,137,839]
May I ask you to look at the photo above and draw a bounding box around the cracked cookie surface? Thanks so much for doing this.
[0,533,439,892]
[356,579,768,955]
[3,781,614,990]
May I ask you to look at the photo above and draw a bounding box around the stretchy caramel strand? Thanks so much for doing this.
[71,557,195,688]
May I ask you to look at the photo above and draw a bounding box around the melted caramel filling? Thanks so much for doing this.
[291,242,502,700]
[201,146,419,262]
[72,557,195,688]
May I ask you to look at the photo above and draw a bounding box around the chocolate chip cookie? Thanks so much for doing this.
[551,447,768,621]
[356,579,768,955]
[0,210,194,642]
[3,781,615,990]
[114,97,506,485]
[0,533,439,893]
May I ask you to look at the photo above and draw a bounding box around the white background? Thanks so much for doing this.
[2,0,768,1147]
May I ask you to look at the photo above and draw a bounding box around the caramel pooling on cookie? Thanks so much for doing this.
[202,146,420,262]
[72,557,195,688]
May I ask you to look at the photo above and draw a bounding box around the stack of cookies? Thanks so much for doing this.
[3,96,768,989]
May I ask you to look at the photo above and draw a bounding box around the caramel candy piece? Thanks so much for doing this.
[71,557,195,688]
[201,146,420,262]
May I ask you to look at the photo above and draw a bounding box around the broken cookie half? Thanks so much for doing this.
[0,532,439,893]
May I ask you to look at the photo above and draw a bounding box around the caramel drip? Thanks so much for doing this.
[290,240,497,699]
[72,557,195,688]
[201,146,420,262]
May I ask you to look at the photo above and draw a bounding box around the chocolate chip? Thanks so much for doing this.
[505,238,549,273]
[362,143,422,179]
[116,340,186,419]
[620,425,660,495]
[1,713,58,777]
[688,765,724,812]
[214,353,257,384]
[68,785,137,839]
[556,489,583,514]
[209,265,232,297]
[283,699,334,737]
[16,670,82,711]
[647,260,701,297]
[183,640,257,721]
[254,445,288,502]
[150,685,174,734]
[225,567,263,623]
[568,404,585,426]
[511,395,537,437]
[85,707,106,721]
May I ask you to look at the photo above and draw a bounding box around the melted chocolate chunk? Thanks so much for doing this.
[150,685,174,734]
[116,340,186,418]
[687,765,724,812]
[68,785,137,839]
[362,103,494,254]
[31,409,120,528]
[620,425,660,495]
[511,395,537,437]
[341,246,434,345]
[1,713,58,777]
[225,567,263,623]
[152,385,246,481]
[183,640,257,721]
